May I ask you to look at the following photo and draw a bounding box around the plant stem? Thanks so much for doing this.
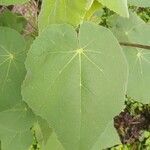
[120,42,150,50]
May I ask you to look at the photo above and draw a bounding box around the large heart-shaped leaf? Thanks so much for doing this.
[22,22,128,150]
[38,0,94,32]
[98,0,129,17]
[0,27,27,111]
[108,13,150,103]
[0,27,36,150]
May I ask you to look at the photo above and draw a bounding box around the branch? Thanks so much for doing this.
[120,42,150,50]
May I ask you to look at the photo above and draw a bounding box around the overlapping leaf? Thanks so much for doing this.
[0,27,35,150]
[108,13,144,42]
[22,22,128,150]
[108,13,150,103]
[0,27,26,110]
[38,0,94,32]
[0,11,27,33]
[98,0,129,17]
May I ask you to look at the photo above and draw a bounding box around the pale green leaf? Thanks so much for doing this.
[22,22,128,150]
[108,13,150,103]
[38,0,93,32]
[84,0,102,20]
[0,27,27,111]
[98,0,129,17]
[0,0,28,5]
[108,12,144,42]
[128,0,150,7]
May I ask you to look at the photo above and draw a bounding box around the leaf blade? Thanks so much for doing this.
[22,22,128,150]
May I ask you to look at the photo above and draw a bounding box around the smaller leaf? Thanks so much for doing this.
[108,12,144,42]
[108,13,150,103]
[0,27,27,111]
[0,11,27,33]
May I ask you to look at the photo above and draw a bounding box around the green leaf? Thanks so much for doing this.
[128,0,150,7]
[38,0,93,32]
[0,102,35,150]
[88,9,104,24]
[0,27,36,150]
[108,12,144,42]
[0,0,28,5]
[84,0,102,20]
[108,13,150,103]
[0,27,27,111]
[0,11,27,33]
[22,22,128,150]
[97,0,129,17]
